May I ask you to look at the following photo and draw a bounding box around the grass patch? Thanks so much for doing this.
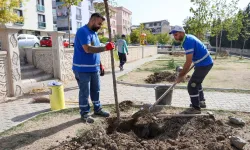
[0,105,116,137]
[119,54,250,89]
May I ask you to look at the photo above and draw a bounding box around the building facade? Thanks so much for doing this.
[142,20,171,34]
[115,7,132,35]
[53,0,95,35]
[8,0,54,36]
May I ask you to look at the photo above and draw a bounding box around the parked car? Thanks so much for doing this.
[40,37,52,47]
[63,39,70,48]
[40,37,69,48]
[18,34,40,48]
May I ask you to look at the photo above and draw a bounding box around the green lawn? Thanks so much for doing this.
[118,55,250,90]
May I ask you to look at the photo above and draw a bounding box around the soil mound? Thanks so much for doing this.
[119,100,134,111]
[145,71,190,84]
[54,115,235,150]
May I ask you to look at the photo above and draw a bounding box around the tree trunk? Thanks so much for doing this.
[104,0,120,121]
[241,40,246,59]
[219,30,223,52]
[68,6,71,48]
[230,40,232,57]
[215,35,218,59]
[230,41,232,51]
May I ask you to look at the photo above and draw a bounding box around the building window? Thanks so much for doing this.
[14,9,24,25]
[77,22,82,30]
[37,0,45,12]
[38,14,46,28]
[76,8,82,20]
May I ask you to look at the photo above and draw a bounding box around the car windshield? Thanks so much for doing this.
[42,37,50,40]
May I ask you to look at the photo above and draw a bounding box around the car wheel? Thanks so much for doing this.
[34,43,39,48]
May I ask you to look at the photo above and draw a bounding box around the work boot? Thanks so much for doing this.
[200,101,206,108]
[190,101,207,108]
[182,107,201,114]
[81,114,94,123]
[119,66,124,71]
[94,109,110,117]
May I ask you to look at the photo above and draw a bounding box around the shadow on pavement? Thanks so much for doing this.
[11,108,51,122]
[0,86,80,104]
[0,118,82,149]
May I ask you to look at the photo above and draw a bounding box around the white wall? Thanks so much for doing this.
[9,0,53,32]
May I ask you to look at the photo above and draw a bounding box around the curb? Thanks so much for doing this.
[116,80,250,93]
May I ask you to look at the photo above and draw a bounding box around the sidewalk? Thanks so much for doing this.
[1,54,250,133]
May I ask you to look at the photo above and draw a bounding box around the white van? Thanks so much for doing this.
[18,34,40,48]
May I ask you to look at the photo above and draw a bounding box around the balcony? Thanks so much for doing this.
[37,4,45,12]
[38,22,46,28]
[76,15,82,20]
[14,22,24,26]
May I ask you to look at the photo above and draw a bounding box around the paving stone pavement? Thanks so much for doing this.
[1,54,250,133]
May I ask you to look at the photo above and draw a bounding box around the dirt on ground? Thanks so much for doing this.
[1,104,250,150]
[119,100,134,111]
[51,113,244,150]
[169,52,185,57]
[145,71,190,84]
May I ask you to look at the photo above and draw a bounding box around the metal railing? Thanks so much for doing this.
[38,22,46,28]
[37,4,45,12]
[14,22,24,26]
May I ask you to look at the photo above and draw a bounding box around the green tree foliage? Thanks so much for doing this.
[0,0,24,24]
[99,35,109,43]
[156,33,171,45]
[186,0,211,40]
[225,11,244,50]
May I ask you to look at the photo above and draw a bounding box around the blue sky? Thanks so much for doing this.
[116,0,250,26]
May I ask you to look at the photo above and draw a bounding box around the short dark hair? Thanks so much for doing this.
[121,34,126,38]
[90,13,105,21]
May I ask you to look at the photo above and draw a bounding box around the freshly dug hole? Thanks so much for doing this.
[53,115,235,150]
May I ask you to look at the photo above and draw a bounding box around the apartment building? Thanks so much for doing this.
[142,20,171,34]
[115,7,132,35]
[9,0,54,36]
[53,0,95,35]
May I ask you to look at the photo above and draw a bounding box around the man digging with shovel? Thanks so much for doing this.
[169,25,213,114]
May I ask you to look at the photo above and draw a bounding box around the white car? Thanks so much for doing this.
[18,34,40,48]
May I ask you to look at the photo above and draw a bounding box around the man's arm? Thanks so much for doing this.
[179,54,193,77]
[82,44,106,53]
[124,40,128,54]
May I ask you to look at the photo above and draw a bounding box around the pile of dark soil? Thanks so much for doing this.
[169,52,185,57]
[145,71,190,84]
[53,115,235,150]
[119,100,134,111]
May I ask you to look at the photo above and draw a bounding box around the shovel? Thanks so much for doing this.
[132,65,194,119]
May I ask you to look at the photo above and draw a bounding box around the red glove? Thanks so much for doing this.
[105,42,115,51]
[100,62,105,76]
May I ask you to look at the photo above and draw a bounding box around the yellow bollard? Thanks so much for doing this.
[48,81,65,111]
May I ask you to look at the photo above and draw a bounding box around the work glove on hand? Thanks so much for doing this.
[105,42,115,51]
[100,62,105,76]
